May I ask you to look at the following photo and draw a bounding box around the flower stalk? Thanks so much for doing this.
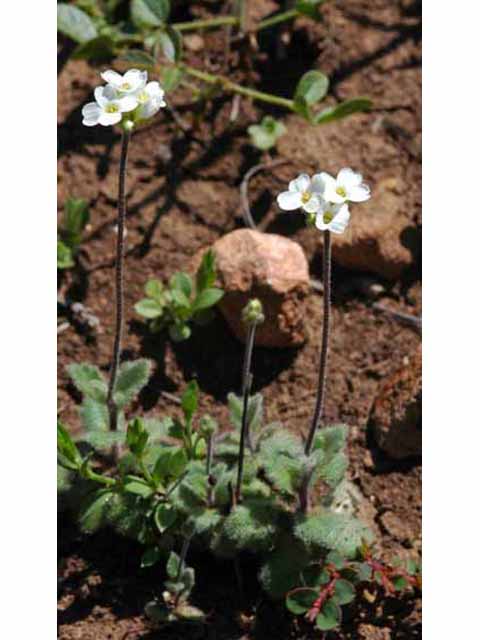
[106,126,131,432]
[235,299,265,504]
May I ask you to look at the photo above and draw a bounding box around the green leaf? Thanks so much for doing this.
[259,536,309,599]
[57,422,82,470]
[248,116,287,151]
[286,588,318,614]
[80,397,109,432]
[123,479,154,498]
[157,27,183,63]
[170,272,193,299]
[195,250,216,292]
[119,49,156,67]
[113,359,152,408]
[78,489,116,533]
[170,287,191,309]
[131,0,170,29]
[72,36,117,61]
[154,503,177,533]
[193,288,224,313]
[141,546,163,568]
[68,363,107,402]
[294,70,329,120]
[145,279,163,300]
[153,447,188,483]
[334,579,355,605]
[296,0,325,20]
[166,550,181,579]
[314,98,372,125]
[57,4,98,43]
[81,430,124,451]
[316,598,341,631]
[181,381,199,423]
[174,604,205,622]
[392,575,409,590]
[63,198,89,242]
[126,417,149,456]
[325,550,346,569]
[354,562,373,582]
[181,567,195,592]
[161,66,184,92]
[168,323,191,342]
[295,512,374,558]
[57,239,74,269]
[135,298,164,319]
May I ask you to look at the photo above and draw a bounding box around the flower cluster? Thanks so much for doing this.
[82,69,166,128]
[277,168,370,234]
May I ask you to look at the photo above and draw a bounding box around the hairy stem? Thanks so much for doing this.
[180,64,295,110]
[206,435,215,506]
[300,230,331,514]
[173,15,239,32]
[235,323,256,504]
[106,129,131,432]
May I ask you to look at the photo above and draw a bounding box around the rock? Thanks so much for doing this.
[358,624,391,640]
[198,229,310,348]
[328,177,419,279]
[370,345,421,459]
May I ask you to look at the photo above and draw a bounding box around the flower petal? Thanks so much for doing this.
[318,172,342,202]
[101,70,122,87]
[277,190,303,211]
[302,194,322,213]
[337,167,362,188]
[348,184,371,202]
[145,81,164,98]
[118,95,138,112]
[329,204,351,234]
[310,173,327,195]
[94,86,109,106]
[98,111,122,126]
[125,68,147,89]
[288,173,310,193]
[82,103,101,126]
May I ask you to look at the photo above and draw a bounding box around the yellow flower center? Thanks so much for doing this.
[137,91,149,104]
[336,186,347,198]
[301,191,312,204]
[105,103,119,113]
[323,211,334,224]
[120,82,131,91]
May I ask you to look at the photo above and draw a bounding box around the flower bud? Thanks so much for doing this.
[242,298,265,326]
[200,415,218,437]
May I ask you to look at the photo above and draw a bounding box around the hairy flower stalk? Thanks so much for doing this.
[235,299,265,504]
[106,127,131,432]
[276,169,371,513]
[82,68,166,434]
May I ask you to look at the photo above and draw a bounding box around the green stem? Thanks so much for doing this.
[173,16,239,32]
[180,64,294,110]
[256,8,298,30]
[235,323,257,504]
[106,129,131,432]
[84,467,116,488]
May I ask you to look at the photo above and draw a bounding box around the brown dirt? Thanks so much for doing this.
[58,0,421,638]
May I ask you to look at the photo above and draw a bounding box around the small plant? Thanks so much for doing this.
[286,547,421,631]
[57,197,90,269]
[134,250,224,342]
[248,116,287,152]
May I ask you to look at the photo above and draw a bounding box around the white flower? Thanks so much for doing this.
[101,68,147,96]
[315,202,350,235]
[82,85,137,127]
[134,81,166,120]
[276,173,325,214]
[319,168,370,204]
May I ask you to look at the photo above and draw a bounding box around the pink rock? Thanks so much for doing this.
[200,229,310,348]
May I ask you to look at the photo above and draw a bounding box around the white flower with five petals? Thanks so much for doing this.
[101,69,147,95]
[276,173,326,214]
[315,202,350,235]
[134,81,167,120]
[319,168,370,204]
[82,85,137,127]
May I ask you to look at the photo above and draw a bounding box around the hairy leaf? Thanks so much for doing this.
[78,489,116,533]
[294,512,374,558]
[113,359,152,408]
[80,397,109,432]
[57,4,98,43]
[68,363,107,402]
[57,422,82,470]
